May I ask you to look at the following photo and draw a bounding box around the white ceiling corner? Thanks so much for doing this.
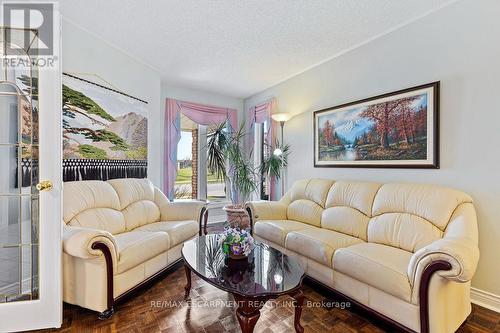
[60,0,456,99]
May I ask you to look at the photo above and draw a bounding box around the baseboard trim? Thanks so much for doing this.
[471,287,500,313]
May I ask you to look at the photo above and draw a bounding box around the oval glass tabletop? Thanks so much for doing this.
[181,234,305,297]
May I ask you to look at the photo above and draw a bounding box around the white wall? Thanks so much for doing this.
[245,0,500,297]
[62,20,162,186]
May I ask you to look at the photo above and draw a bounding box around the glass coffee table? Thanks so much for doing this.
[182,234,306,333]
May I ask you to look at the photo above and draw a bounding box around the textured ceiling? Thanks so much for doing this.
[60,0,455,98]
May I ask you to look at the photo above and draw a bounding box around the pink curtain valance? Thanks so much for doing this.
[164,98,237,199]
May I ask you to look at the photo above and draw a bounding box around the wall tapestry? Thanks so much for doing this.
[314,82,439,168]
[62,73,148,181]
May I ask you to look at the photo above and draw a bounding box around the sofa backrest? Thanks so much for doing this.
[368,183,473,252]
[63,180,126,234]
[285,179,474,253]
[322,181,381,241]
[63,178,162,234]
[287,179,334,227]
[106,178,161,231]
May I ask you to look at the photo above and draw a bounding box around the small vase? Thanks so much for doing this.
[229,253,247,260]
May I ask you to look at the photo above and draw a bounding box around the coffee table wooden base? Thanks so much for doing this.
[183,264,191,298]
[290,289,305,333]
[184,264,304,333]
[233,294,265,333]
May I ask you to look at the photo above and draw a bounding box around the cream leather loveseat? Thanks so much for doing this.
[246,179,479,333]
[62,178,206,318]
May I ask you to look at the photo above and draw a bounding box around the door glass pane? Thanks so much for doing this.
[0,247,20,297]
[29,145,39,194]
[0,196,20,245]
[0,28,39,302]
[0,146,19,194]
[21,245,32,297]
[21,145,36,195]
[0,94,19,144]
[31,98,39,145]
[31,244,39,299]
[21,97,33,145]
[21,196,32,244]
[30,196,39,245]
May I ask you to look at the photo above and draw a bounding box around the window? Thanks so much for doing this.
[175,130,193,199]
[254,121,270,200]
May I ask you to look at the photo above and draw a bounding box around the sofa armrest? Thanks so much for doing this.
[158,201,207,222]
[245,201,288,222]
[153,187,206,223]
[63,226,118,269]
[408,237,480,286]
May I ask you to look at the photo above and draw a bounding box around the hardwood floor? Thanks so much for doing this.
[36,225,500,333]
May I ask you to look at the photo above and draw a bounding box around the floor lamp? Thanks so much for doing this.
[271,112,291,198]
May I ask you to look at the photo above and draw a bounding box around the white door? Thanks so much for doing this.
[0,10,62,332]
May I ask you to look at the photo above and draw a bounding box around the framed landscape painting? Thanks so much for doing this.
[314,82,439,168]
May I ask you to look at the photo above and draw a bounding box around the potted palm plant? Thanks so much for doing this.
[207,121,290,229]
[207,122,258,229]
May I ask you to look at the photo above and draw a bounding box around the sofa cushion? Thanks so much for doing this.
[69,208,127,235]
[63,181,125,234]
[114,231,170,274]
[368,213,442,252]
[368,183,472,253]
[107,178,161,230]
[321,207,370,241]
[324,180,381,215]
[372,183,473,231]
[321,181,381,240]
[254,220,314,246]
[64,181,121,220]
[107,178,156,209]
[290,178,335,207]
[286,228,364,267]
[121,200,161,231]
[333,243,413,302]
[287,200,323,227]
[134,220,198,247]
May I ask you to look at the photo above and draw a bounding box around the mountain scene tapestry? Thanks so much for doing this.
[62,74,148,181]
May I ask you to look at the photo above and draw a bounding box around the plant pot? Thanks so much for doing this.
[223,205,250,230]
[229,253,247,260]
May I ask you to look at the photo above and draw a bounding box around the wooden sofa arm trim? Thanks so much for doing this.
[88,242,187,320]
[419,260,452,333]
[246,206,254,235]
[91,241,115,319]
[199,206,208,236]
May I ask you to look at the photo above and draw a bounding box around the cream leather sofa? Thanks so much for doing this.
[246,179,479,333]
[62,178,206,318]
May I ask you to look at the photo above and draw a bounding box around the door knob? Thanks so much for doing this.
[36,180,53,192]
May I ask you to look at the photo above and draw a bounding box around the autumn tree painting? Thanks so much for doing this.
[314,83,438,167]
[319,120,344,147]
[360,96,422,149]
